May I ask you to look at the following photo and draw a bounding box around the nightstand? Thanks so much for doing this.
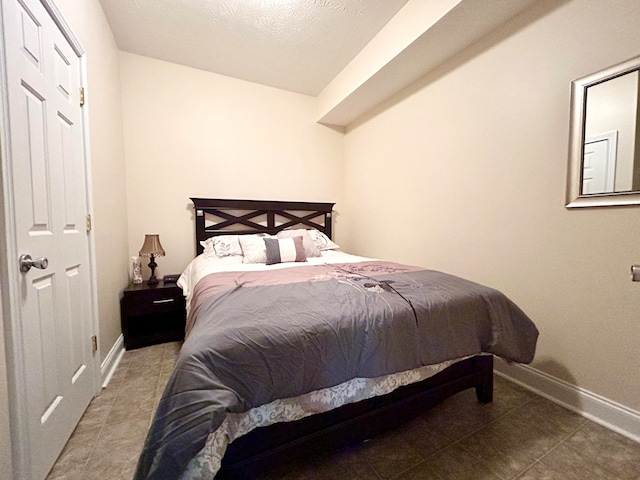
[120,280,186,350]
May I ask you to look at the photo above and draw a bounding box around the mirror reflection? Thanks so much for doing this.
[566,55,640,208]
[582,70,640,195]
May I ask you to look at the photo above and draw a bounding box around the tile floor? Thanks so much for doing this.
[47,342,640,480]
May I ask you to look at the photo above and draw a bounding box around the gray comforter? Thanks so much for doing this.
[135,261,538,479]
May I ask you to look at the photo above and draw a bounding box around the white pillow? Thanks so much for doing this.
[308,229,339,251]
[239,235,270,264]
[277,229,321,257]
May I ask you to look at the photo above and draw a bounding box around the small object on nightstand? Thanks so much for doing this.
[163,274,180,284]
[120,281,186,350]
[131,256,143,284]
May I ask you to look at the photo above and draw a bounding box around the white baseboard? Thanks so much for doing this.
[100,334,124,389]
[495,361,640,444]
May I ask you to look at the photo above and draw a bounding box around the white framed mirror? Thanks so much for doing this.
[566,55,640,208]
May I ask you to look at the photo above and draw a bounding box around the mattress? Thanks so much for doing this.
[135,250,538,479]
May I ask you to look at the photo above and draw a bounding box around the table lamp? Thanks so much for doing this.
[138,234,165,284]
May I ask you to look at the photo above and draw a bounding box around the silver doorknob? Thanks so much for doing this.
[19,254,49,273]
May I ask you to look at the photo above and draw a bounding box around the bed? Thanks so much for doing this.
[134,198,539,480]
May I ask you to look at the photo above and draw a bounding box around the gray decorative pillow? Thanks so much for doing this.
[264,237,306,265]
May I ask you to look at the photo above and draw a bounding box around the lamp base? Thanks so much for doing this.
[147,254,158,284]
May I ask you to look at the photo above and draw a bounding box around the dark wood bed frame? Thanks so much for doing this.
[189,198,494,479]
[191,197,335,256]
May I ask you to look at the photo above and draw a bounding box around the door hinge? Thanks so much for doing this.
[79,87,85,107]
[91,335,98,354]
[86,214,92,232]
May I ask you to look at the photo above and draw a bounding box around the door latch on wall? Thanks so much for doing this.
[632,265,640,282]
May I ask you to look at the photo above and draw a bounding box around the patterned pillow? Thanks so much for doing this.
[276,229,321,257]
[239,235,271,264]
[200,235,242,258]
[264,237,306,265]
[307,229,340,251]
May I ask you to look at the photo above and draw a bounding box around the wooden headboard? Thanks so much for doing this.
[191,198,335,255]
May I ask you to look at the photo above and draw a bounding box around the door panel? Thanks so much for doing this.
[582,132,617,195]
[23,87,52,231]
[1,0,96,478]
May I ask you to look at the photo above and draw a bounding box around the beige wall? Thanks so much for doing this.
[119,52,345,276]
[342,0,640,411]
[53,0,129,361]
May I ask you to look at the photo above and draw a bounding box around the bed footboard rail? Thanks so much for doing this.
[216,355,493,479]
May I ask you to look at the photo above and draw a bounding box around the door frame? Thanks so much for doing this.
[0,0,101,477]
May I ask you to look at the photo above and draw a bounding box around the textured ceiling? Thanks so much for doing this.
[99,0,409,96]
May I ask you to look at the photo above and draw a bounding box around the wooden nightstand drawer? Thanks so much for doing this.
[122,287,184,316]
[120,281,186,350]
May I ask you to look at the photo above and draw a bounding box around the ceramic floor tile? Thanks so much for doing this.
[308,443,383,480]
[46,455,87,480]
[251,454,321,480]
[92,383,120,404]
[458,422,537,479]
[538,443,625,480]
[131,355,165,370]
[47,344,640,480]
[402,402,486,455]
[163,342,181,360]
[46,427,100,480]
[73,391,116,433]
[106,386,157,424]
[119,374,160,396]
[426,442,504,480]
[417,388,505,440]
[480,397,584,461]
[563,421,640,480]
[94,415,151,455]
[492,374,538,411]
[398,411,460,458]
[480,416,564,462]
[351,433,424,479]
[508,396,586,437]
[162,352,178,368]
[516,451,626,480]
[122,348,148,362]
[108,358,129,379]
[389,460,443,480]
[81,443,144,480]
[131,344,166,363]
[125,362,163,382]
[516,461,567,480]
[121,457,142,480]
[158,364,174,387]
[115,353,133,369]
[251,450,352,480]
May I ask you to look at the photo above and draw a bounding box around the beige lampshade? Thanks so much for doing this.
[139,234,165,257]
